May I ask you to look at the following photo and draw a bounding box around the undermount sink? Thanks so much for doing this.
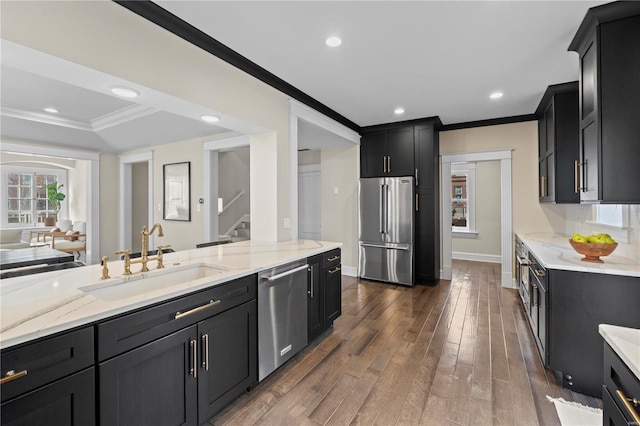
[80,263,228,302]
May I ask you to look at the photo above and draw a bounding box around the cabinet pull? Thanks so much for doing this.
[201,334,209,371]
[383,156,387,173]
[534,269,544,277]
[574,160,580,193]
[0,369,27,385]
[388,156,391,173]
[175,299,221,320]
[415,168,419,186]
[308,265,314,298]
[616,389,640,425]
[190,339,197,378]
[328,266,341,274]
[327,256,340,262]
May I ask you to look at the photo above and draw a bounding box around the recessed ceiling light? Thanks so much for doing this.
[44,107,58,114]
[326,36,342,47]
[201,115,220,123]
[489,92,504,100]
[110,86,139,98]
[394,107,405,115]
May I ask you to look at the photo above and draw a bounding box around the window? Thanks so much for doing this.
[2,166,67,227]
[451,163,476,234]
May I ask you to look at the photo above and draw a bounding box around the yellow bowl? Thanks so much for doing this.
[568,240,618,263]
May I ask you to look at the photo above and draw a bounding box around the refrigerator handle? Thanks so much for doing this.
[384,184,389,234]
[379,183,384,233]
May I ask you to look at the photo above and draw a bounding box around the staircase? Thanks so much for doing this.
[220,214,251,243]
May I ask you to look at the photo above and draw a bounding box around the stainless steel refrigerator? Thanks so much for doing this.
[359,176,414,286]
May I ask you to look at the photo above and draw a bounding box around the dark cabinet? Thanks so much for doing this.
[569,2,640,203]
[360,126,414,178]
[307,249,342,343]
[307,255,324,342]
[1,327,95,426]
[528,254,547,365]
[1,368,95,426]
[414,123,440,282]
[99,326,199,426]
[535,82,579,204]
[98,275,258,425]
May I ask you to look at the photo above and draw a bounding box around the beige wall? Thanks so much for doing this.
[320,145,359,269]
[298,150,321,165]
[440,121,566,242]
[219,148,250,235]
[2,0,295,257]
[452,160,501,257]
[67,159,88,223]
[99,153,118,260]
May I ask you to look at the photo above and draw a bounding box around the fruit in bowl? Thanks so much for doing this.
[569,233,618,263]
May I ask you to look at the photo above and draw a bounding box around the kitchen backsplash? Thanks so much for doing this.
[564,204,640,260]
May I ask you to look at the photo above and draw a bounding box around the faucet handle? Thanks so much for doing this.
[115,250,132,275]
[101,256,110,280]
[156,245,171,269]
[115,249,130,258]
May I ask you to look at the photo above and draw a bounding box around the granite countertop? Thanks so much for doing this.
[599,324,640,380]
[518,233,640,277]
[0,239,341,350]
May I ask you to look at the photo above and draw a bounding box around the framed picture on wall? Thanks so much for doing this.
[163,161,191,221]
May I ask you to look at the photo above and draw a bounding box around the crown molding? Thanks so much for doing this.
[91,104,157,132]
[1,105,92,131]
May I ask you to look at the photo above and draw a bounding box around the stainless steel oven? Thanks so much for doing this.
[515,236,530,313]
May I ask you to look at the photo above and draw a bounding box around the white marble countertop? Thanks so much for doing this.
[600,324,640,380]
[0,239,341,350]
[518,233,640,277]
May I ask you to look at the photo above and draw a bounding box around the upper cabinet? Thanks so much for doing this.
[568,2,640,203]
[360,125,414,177]
[535,82,580,204]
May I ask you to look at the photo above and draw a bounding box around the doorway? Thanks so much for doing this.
[298,162,321,240]
[119,151,154,252]
[441,150,513,287]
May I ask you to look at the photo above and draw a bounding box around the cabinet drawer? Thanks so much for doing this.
[97,274,256,361]
[1,327,94,403]
[322,249,341,270]
[603,385,635,426]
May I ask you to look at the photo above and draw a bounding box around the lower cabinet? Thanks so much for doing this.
[1,368,95,426]
[602,342,640,426]
[307,249,342,343]
[99,300,257,426]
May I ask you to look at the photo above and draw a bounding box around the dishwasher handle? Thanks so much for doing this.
[261,264,309,283]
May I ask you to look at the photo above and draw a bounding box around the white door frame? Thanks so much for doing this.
[118,151,154,251]
[441,150,513,288]
[203,135,251,243]
[2,141,101,264]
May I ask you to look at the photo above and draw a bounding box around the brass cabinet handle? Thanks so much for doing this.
[616,389,640,425]
[327,256,340,262]
[175,299,221,320]
[383,156,387,173]
[201,334,209,371]
[190,340,197,378]
[415,168,419,186]
[329,266,341,274]
[574,160,580,193]
[1,369,28,385]
[534,269,544,277]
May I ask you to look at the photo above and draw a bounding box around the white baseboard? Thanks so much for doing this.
[452,251,501,264]
[341,265,357,277]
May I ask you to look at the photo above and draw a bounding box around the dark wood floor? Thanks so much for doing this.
[209,260,601,425]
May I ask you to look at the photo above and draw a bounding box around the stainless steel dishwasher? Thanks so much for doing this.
[258,260,309,381]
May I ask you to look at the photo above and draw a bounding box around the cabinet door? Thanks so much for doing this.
[538,159,548,201]
[361,131,387,178]
[414,124,436,191]
[386,127,414,177]
[197,301,257,422]
[538,117,547,160]
[99,326,198,426]
[1,368,95,426]
[307,255,324,342]
[323,265,342,324]
[537,283,547,365]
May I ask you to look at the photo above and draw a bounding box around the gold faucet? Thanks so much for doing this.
[130,224,167,272]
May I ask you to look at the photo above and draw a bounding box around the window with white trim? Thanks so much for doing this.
[1,166,67,227]
[451,162,476,234]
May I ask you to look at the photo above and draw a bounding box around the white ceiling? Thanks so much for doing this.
[158,0,607,126]
[1,1,609,155]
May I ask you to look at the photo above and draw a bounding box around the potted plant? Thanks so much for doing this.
[44,182,65,226]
